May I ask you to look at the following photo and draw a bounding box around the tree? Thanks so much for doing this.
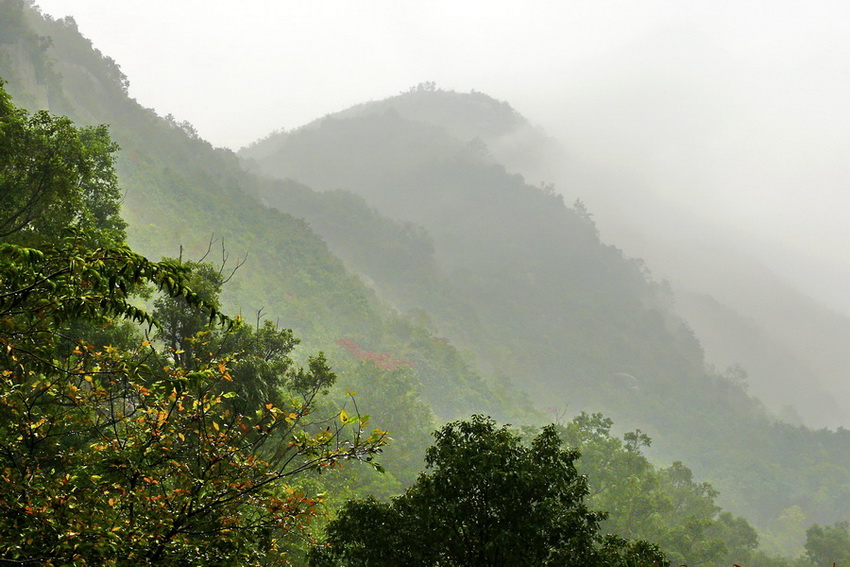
[311,415,666,567]
[151,259,229,368]
[0,83,387,564]
[0,77,125,246]
[559,412,759,566]
[805,521,850,567]
[0,238,388,564]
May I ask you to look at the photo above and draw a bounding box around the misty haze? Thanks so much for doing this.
[2,0,850,565]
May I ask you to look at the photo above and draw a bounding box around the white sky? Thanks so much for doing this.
[31,0,850,313]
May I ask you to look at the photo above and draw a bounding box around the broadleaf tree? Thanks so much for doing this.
[0,78,387,565]
[310,415,667,567]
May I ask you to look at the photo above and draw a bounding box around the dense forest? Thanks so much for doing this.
[2,1,850,564]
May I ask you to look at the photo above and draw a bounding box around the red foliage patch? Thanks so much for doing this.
[336,338,415,370]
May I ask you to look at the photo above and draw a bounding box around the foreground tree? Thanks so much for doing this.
[0,80,386,564]
[310,415,666,567]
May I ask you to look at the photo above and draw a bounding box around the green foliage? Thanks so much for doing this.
[0,77,125,246]
[760,505,809,558]
[805,521,850,567]
[240,86,850,542]
[328,359,436,489]
[152,260,226,366]
[0,87,387,565]
[560,412,758,566]
[0,238,219,352]
[311,416,667,567]
[0,337,386,564]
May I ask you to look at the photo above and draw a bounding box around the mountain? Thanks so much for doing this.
[241,86,850,529]
[0,5,536,494]
[277,84,850,431]
[241,88,704,406]
[470,100,850,430]
[3,1,850,541]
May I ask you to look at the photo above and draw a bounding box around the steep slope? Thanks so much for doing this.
[674,269,850,427]
[0,3,534,492]
[244,99,704,411]
[597,207,850,429]
[453,92,850,430]
[270,85,850,431]
[5,0,850,537]
[242,89,850,529]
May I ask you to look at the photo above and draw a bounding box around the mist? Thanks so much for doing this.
[32,0,850,426]
[33,1,850,299]
[11,2,850,558]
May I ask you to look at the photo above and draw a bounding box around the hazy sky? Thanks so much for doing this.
[31,0,850,313]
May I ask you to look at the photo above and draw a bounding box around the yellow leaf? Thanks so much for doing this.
[339,409,349,423]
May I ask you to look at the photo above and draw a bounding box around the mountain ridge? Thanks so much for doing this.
[4,2,850,540]
[241,86,850,529]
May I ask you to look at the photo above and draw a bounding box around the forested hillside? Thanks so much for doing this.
[0,6,543,492]
[243,86,850,537]
[3,1,850,564]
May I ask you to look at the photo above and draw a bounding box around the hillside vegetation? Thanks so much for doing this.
[242,85,850,535]
[2,2,850,564]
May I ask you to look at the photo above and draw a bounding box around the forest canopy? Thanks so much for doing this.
[3,3,850,561]
[0,79,386,565]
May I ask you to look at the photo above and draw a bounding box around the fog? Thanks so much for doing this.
[35,0,850,424]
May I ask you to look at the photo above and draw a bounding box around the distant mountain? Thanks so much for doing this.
[4,0,850,536]
[426,92,850,430]
[241,87,850,528]
[672,257,850,427]
[289,84,850,431]
[241,89,710,417]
